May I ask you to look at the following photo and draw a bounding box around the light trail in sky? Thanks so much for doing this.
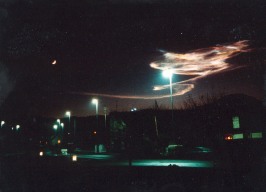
[74,40,249,100]
[150,40,249,95]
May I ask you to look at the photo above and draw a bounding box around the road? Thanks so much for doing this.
[44,151,215,168]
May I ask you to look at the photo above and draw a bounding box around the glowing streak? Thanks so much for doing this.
[74,41,249,100]
[72,84,193,100]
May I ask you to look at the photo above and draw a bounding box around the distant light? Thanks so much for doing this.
[16,125,20,130]
[162,69,173,78]
[52,60,57,65]
[58,139,61,144]
[93,131,97,135]
[60,123,64,128]
[68,132,70,135]
[92,98,98,105]
[131,108,137,112]
[39,151,43,156]
[57,119,60,123]
[53,125,58,130]
[66,111,71,117]
[225,135,233,140]
[1,121,5,126]
[72,155,77,161]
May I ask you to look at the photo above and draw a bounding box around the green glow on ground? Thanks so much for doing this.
[77,154,115,160]
[103,160,214,168]
[125,160,213,168]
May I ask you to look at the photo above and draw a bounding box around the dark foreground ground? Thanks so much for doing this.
[1,153,266,192]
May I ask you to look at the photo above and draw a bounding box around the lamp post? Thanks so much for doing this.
[92,98,99,118]
[57,119,60,126]
[104,107,107,129]
[65,111,71,136]
[53,124,58,130]
[92,98,99,153]
[92,98,99,129]
[1,121,5,128]
[162,69,174,121]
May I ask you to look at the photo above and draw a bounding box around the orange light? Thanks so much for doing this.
[58,139,61,144]
[93,131,97,135]
[225,136,233,140]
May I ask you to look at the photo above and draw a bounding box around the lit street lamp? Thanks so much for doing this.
[53,124,58,130]
[65,111,72,135]
[92,99,99,127]
[16,125,20,130]
[57,119,60,125]
[1,121,5,128]
[92,98,99,127]
[92,98,99,153]
[92,98,99,118]
[162,69,174,120]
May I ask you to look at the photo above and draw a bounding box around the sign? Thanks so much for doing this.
[232,116,240,129]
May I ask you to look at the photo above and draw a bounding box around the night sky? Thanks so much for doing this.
[0,0,265,118]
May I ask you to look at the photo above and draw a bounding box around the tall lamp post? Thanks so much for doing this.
[65,111,71,135]
[162,69,174,121]
[92,98,99,128]
[92,98,99,153]
[1,121,5,128]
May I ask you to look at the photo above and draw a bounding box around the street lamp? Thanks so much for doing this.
[92,98,99,153]
[162,69,174,116]
[65,111,71,135]
[92,98,99,117]
[57,119,60,124]
[53,124,58,130]
[16,125,20,130]
[1,121,5,128]
[92,98,99,127]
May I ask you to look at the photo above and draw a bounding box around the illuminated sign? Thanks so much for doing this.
[233,133,243,139]
[232,116,240,129]
[251,132,262,139]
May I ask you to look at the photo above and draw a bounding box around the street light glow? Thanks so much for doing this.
[92,98,98,105]
[92,98,99,117]
[53,125,58,130]
[60,123,64,128]
[66,111,71,117]
[1,121,5,127]
[72,155,77,161]
[162,69,173,78]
